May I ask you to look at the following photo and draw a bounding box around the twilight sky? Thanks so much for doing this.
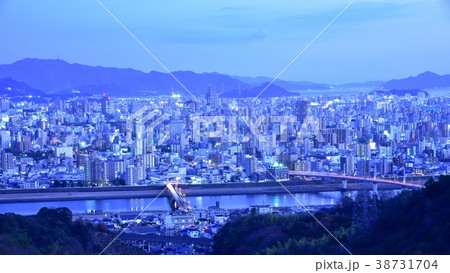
[0,0,449,84]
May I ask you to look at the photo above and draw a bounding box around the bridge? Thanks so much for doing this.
[166,183,192,212]
[288,171,424,193]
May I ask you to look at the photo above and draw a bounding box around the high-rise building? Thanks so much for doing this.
[378,158,393,176]
[136,164,145,181]
[267,162,289,181]
[236,151,244,168]
[92,159,104,184]
[244,155,256,177]
[206,85,219,109]
[0,131,11,149]
[139,153,155,169]
[1,151,14,171]
[105,159,125,181]
[126,165,138,185]
[295,100,309,123]
[356,159,371,177]
[106,160,116,181]
[132,138,145,156]
[356,143,371,158]
[102,161,109,182]
[101,96,111,116]
[170,119,183,140]
[83,158,92,183]
[340,155,355,176]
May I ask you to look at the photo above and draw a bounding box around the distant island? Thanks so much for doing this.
[220,82,297,98]
[371,89,430,97]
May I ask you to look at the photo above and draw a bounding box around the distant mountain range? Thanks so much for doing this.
[383,71,450,90]
[0,58,449,98]
[0,58,251,97]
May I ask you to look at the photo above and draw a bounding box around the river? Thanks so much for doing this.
[0,189,402,215]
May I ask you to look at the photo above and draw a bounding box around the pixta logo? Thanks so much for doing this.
[127,106,325,145]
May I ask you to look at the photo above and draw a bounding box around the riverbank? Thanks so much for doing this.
[0,181,403,204]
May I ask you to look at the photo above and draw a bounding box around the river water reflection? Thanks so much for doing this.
[0,190,402,215]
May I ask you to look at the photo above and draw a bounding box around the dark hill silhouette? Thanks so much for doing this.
[0,77,46,96]
[0,207,145,254]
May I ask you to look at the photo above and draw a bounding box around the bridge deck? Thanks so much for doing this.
[289,171,424,189]
[166,183,191,211]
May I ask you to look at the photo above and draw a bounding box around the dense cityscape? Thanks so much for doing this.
[0,86,448,254]
[0,0,449,261]
[1,89,448,189]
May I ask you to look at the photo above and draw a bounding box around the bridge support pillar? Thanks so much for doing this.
[342,180,347,190]
[372,182,379,198]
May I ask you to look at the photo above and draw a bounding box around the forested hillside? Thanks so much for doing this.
[0,207,141,254]
[213,176,450,255]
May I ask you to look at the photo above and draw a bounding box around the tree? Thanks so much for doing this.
[111,178,126,186]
